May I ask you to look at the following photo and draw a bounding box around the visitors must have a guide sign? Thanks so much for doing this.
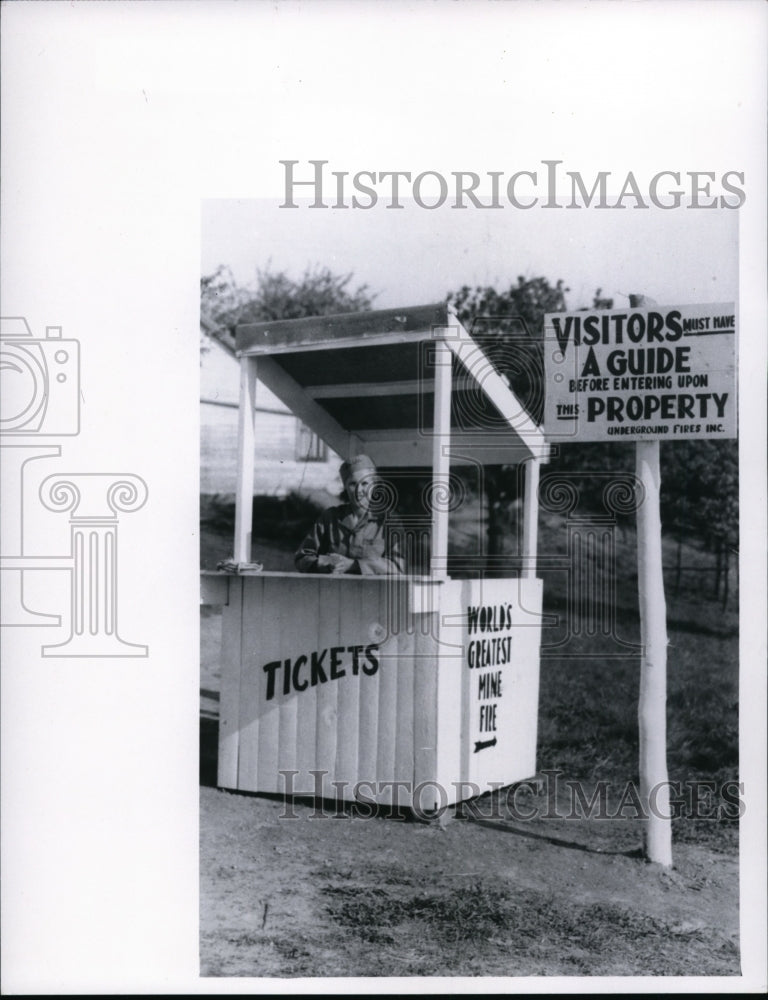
[543,302,737,442]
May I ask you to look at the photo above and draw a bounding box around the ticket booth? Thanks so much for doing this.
[201,303,549,810]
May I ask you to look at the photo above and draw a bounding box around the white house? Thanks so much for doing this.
[200,327,341,498]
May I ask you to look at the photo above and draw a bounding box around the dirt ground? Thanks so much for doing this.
[199,778,739,978]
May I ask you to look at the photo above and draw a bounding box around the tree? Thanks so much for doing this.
[201,263,374,353]
[660,438,738,602]
[447,276,571,560]
[449,276,570,426]
[200,265,250,354]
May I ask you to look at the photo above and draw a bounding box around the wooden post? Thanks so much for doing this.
[430,339,452,578]
[521,455,541,579]
[636,438,673,867]
[628,292,672,866]
[234,355,258,564]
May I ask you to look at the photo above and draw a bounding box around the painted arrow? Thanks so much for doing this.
[473,737,497,753]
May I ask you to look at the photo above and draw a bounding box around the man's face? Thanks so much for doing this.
[345,470,376,513]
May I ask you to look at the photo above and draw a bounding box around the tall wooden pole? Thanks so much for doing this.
[636,441,672,865]
[430,339,452,578]
[521,455,541,579]
[234,355,258,564]
[632,293,672,867]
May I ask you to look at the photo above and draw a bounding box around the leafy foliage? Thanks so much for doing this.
[201,263,374,351]
[449,275,570,334]
[660,440,738,548]
[448,276,570,426]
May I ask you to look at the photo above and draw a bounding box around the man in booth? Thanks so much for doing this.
[294,454,405,575]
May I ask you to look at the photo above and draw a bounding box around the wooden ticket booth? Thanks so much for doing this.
[202,303,549,811]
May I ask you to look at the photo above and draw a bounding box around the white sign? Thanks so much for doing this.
[459,578,542,792]
[543,302,737,442]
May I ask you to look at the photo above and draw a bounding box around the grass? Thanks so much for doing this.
[201,858,739,977]
[315,876,738,977]
[537,629,738,780]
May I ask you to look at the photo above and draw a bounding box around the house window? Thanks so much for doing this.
[295,421,327,462]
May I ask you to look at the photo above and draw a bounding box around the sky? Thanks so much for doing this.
[202,197,739,313]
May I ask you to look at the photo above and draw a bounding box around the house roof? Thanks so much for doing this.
[235,302,548,467]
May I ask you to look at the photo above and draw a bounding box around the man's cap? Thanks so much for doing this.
[340,454,377,482]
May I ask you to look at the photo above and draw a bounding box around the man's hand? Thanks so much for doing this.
[318,553,356,574]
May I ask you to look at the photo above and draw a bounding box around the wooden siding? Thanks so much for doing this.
[200,337,339,496]
[200,405,341,495]
[216,574,541,807]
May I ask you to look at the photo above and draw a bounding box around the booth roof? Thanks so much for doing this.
[235,303,547,467]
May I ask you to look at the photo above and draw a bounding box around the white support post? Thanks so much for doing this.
[430,339,452,578]
[522,455,541,579]
[636,440,673,867]
[234,355,258,564]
